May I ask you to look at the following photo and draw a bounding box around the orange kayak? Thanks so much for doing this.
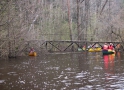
[29,52,37,56]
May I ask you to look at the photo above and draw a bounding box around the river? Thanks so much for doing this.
[0,51,124,90]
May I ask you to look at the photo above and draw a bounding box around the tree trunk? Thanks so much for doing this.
[67,0,72,40]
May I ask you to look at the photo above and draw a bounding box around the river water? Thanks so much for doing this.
[0,51,124,90]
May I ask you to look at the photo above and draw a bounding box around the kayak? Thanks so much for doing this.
[88,48,102,52]
[78,48,83,51]
[78,47,102,52]
[29,52,37,56]
[102,49,115,55]
[78,47,86,51]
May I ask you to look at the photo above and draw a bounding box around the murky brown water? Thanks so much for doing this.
[0,51,124,90]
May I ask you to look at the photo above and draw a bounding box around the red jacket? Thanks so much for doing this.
[109,45,114,50]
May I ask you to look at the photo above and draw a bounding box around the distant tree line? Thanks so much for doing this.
[0,0,124,56]
[0,0,124,41]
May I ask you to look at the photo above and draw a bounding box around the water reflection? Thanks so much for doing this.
[0,52,124,89]
[116,51,121,60]
[103,54,115,74]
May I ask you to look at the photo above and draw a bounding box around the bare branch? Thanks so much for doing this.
[100,0,108,15]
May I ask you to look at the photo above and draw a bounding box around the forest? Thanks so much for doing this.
[0,0,124,57]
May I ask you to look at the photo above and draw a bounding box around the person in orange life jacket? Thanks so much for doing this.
[108,43,114,50]
[102,43,109,50]
[29,47,35,53]
[82,45,86,50]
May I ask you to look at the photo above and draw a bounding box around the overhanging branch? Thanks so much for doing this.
[100,0,108,15]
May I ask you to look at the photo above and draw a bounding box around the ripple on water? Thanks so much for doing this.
[7,72,18,76]
[106,77,115,80]
[65,67,71,71]
[79,85,93,89]
[89,79,97,82]
[75,72,88,79]
[75,75,85,78]
[46,67,59,70]
[85,85,93,88]
[96,85,101,87]
[111,76,119,78]
[23,62,30,65]
[19,81,25,84]
[110,84,118,88]
[94,66,103,70]
[61,87,67,90]
[0,80,5,83]
[65,83,71,86]
[74,82,81,85]
[110,84,124,89]
[37,71,43,73]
